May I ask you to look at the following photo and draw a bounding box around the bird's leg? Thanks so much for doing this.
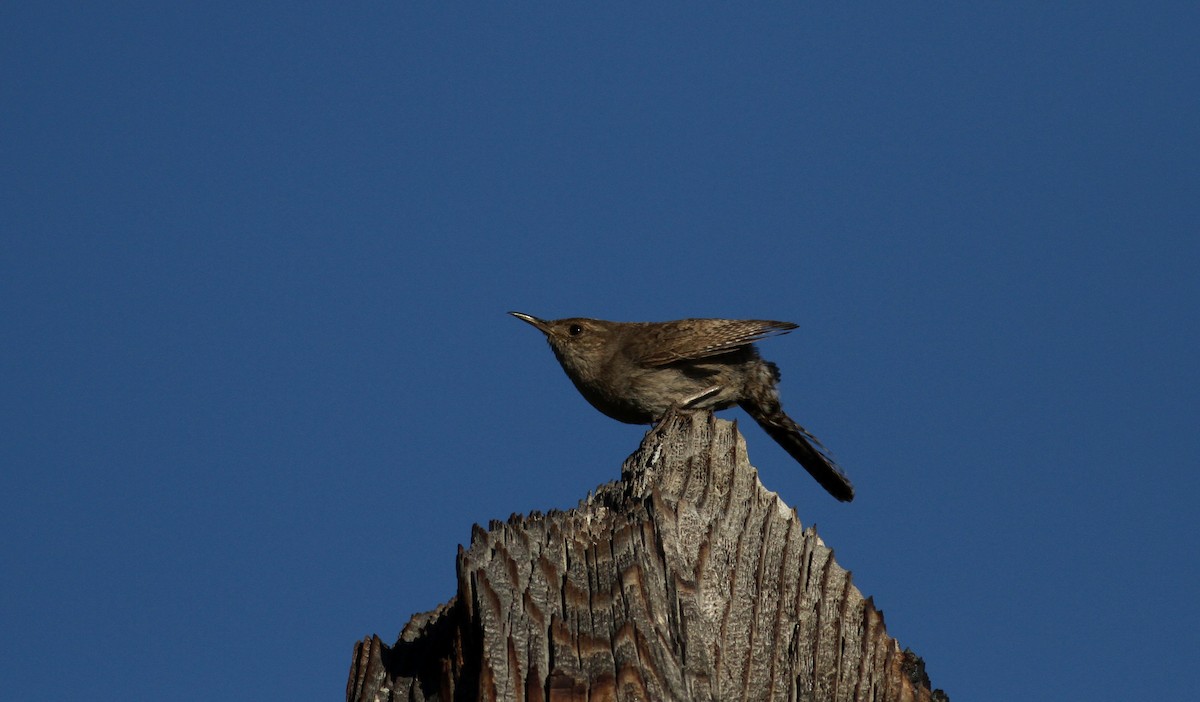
[679,384,723,409]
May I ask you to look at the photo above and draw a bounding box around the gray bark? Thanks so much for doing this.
[347,410,946,702]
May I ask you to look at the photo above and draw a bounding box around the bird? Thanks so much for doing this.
[509,312,854,502]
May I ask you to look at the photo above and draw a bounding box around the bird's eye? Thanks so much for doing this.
[568,324,583,336]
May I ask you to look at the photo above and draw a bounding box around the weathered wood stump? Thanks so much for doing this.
[347,410,946,701]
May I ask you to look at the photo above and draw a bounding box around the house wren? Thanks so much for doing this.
[509,312,855,502]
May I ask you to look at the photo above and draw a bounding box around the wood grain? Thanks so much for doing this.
[347,410,946,702]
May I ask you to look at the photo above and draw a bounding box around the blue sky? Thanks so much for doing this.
[3,3,1197,700]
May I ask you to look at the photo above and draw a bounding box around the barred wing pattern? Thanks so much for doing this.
[635,319,797,366]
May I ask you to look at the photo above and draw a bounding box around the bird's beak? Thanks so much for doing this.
[509,311,551,335]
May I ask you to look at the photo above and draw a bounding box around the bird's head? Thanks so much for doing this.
[509,312,617,381]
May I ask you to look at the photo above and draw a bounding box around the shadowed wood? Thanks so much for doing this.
[347,410,946,702]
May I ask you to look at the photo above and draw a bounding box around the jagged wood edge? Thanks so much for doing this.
[347,410,945,702]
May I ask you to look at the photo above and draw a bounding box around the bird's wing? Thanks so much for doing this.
[636,319,798,366]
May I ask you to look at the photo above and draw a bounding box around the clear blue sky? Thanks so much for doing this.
[3,4,1197,700]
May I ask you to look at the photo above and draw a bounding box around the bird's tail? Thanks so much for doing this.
[740,399,855,502]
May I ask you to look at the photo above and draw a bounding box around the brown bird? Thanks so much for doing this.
[510,312,854,502]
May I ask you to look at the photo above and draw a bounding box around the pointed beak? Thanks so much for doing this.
[509,311,550,335]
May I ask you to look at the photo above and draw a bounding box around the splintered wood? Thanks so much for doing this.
[347,410,944,702]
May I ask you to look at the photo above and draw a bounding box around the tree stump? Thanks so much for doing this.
[347,410,946,701]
